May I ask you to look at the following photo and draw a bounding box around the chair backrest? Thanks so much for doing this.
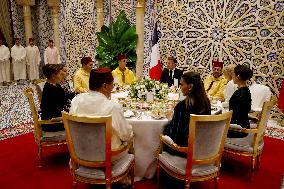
[34,80,46,103]
[23,88,41,142]
[62,112,112,168]
[249,83,272,111]
[186,111,232,172]
[254,96,277,148]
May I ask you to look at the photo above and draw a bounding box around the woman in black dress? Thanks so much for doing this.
[163,71,211,149]
[228,64,253,138]
[40,64,73,132]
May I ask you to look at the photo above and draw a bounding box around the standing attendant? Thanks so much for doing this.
[44,39,60,64]
[0,38,11,85]
[11,38,26,83]
[25,38,41,81]
[160,57,183,87]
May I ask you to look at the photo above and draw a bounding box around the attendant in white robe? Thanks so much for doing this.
[11,38,26,81]
[0,38,11,84]
[44,39,60,64]
[70,68,133,151]
[25,38,40,80]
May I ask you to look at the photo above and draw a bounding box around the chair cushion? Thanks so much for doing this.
[41,131,66,142]
[225,134,264,153]
[73,154,134,179]
[158,152,218,176]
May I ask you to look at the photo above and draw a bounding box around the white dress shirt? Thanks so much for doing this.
[70,91,133,150]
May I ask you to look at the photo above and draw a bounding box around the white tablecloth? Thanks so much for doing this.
[127,117,168,181]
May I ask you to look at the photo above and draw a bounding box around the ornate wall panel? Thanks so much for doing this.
[10,0,25,44]
[156,0,284,124]
[64,0,96,80]
[0,0,13,48]
[156,0,284,97]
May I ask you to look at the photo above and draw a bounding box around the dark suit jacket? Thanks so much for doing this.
[160,68,183,87]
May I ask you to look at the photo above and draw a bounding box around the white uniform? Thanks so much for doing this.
[70,91,133,150]
[0,45,10,82]
[11,45,26,80]
[44,46,60,64]
[26,45,41,80]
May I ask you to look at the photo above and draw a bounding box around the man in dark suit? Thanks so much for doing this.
[160,57,183,87]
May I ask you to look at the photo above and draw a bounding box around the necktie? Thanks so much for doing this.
[122,71,125,83]
[169,70,173,79]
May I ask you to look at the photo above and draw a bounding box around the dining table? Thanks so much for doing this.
[111,91,222,181]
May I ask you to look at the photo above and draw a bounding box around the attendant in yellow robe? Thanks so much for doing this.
[112,54,136,86]
[203,60,227,100]
[73,57,94,93]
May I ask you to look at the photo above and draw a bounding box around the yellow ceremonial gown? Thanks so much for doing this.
[112,67,136,86]
[204,74,227,100]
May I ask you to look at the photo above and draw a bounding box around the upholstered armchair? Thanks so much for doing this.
[23,88,66,167]
[224,96,276,178]
[156,111,232,189]
[61,112,134,189]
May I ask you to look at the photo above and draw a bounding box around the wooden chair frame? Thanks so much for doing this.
[157,111,232,189]
[34,79,46,103]
[62,112,134,189]
[24,88,66,167]
[224,96,277,177]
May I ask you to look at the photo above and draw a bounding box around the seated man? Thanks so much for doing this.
[204,60,227,100]
[160,57,183,87]
[70,68,133,151]
[73,57,94,93]
[112,54,136,86]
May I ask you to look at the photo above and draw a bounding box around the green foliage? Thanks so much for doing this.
[95,11,138,70]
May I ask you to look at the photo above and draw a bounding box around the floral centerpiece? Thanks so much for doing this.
[128,79,169,101]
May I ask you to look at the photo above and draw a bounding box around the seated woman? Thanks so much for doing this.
[40,64,73,132]
[222,64,237,107]
[163,71,211,152]
[228,64,253,138]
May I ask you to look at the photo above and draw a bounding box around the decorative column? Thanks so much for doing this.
[47,0,60,50]
[135,0,145,80]
[16,0,35,46]
[96,0,104,33]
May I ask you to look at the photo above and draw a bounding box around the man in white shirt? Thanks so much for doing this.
[70,68,133,151]
[11,38,26,82]
[44,39,60,64]
[0,38,10,85]
[25,38,41,81]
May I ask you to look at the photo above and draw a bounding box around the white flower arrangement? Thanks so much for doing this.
[128,79,169,101]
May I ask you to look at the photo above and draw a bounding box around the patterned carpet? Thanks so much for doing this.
[0,83,283,140]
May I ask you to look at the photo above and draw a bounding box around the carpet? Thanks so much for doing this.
[0,133,283,189]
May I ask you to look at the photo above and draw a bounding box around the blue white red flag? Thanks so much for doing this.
[149,23,162,80]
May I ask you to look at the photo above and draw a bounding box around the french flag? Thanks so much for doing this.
[278,78,284,112]
[149,23,162,80]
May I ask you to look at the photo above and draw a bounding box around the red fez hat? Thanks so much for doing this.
[48,39,53,43]
[212,60,223,68]
[90,68,114,84]
[15,37,20,40]
[81,57,93,65]
[29,38,33,42]
[117,54,127,61]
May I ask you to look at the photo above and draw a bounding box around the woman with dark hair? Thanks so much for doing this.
[41,64,73,132]
[163,71,211,148]
[228,64,253,138]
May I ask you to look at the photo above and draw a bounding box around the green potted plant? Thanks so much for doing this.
[95,10,138,70]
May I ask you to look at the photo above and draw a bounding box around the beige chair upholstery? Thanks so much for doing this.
[62,112,134,189]
[224,96,277,178]
[157,111,232,189]
[23,88,66,167]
